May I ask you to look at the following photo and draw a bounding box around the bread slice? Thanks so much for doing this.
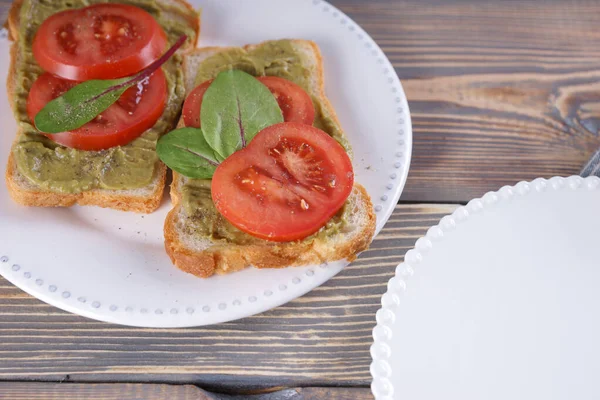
[164,40,377,277]
[4,0,200,214]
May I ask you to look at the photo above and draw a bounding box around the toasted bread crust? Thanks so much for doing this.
[169,0,201,49]
[5,0,199,214]
[165,184,375,278]
[7,0,23,40]
[165,40,377,277]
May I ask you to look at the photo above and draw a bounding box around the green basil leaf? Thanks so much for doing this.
[34,78,129,134]
[200,70,283,160]
[157,128,219,179]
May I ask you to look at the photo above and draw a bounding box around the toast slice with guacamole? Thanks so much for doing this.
[4,0,199,213]
[163,40,376,278]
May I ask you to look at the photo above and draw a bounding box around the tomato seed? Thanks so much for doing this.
[301,199,309,210]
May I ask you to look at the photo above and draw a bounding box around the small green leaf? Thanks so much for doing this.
[33,35,188,135]
[200,70,283,160]
[157,128,219,179]
[34,78,129,133]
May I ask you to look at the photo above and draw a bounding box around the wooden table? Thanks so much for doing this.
[1,0,598,398]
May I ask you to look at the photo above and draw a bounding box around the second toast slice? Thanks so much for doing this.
[165,40,376,277]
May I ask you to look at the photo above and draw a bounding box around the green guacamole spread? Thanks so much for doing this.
[182,40,352,243]
[12,0,197,193]
[193,40,349,151]
[181,178,351,244]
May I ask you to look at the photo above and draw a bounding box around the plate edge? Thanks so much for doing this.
[369,175,600,399]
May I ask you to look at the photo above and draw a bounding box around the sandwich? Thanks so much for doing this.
[159,40,376,277]
[5,0,200,213]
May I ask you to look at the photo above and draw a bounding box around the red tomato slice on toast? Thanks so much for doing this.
[32,3,168,80]
[181,80,211,128]
[257,76,315,125]
[27,71,167,151]
[183,76,315,128]
[211,122,353,242]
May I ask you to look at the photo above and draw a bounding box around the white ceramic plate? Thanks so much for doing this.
[371,176,600,400]
[0,0,411,327]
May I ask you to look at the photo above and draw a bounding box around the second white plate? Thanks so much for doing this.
[371,176,600,400]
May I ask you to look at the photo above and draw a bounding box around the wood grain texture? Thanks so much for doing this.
[338,0,600,201]
[0,204,456,389]
[0,383,207,400]
[0,383,373,400]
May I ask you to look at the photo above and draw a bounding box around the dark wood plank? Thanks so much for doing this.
[0,383,207,400]
[0,383,373,400]
[0,204,456,389]
[338,0,600,202]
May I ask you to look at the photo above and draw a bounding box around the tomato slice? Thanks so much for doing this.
[32,4,168,80]
[212,122,353,242]
[183,76,315,128]
[27,71,167,151]
[257,77,315,125]
[181,80,211,128]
